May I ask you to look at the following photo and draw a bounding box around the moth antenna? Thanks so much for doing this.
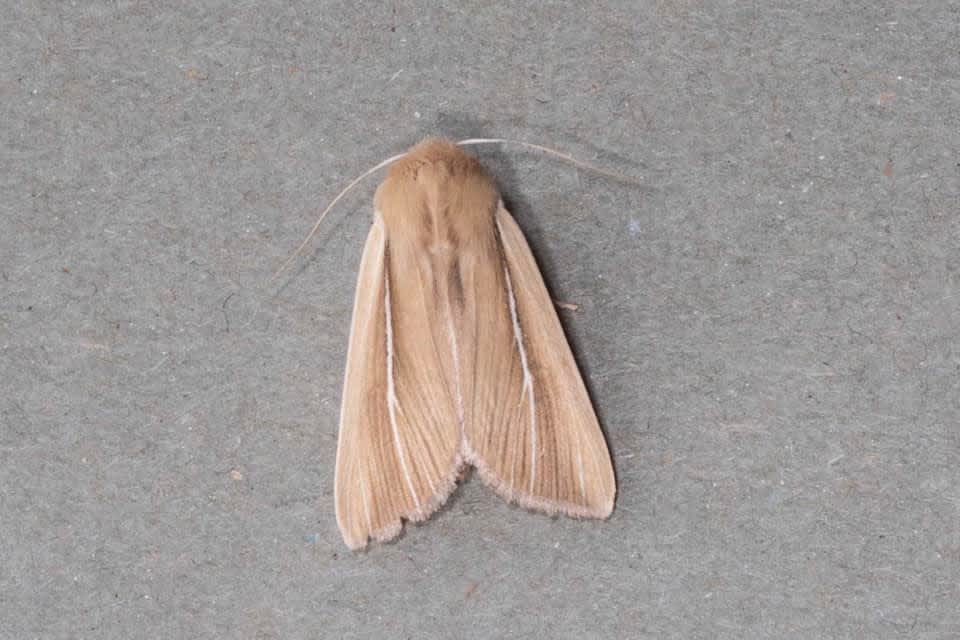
[456,138,642,185]
[270,151,407,281]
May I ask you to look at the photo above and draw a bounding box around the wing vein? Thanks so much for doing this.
[501,256,537,493]
[384,263,421,510]
[576,448,586,501]
[359,474,373,534]
[446,312,465,431]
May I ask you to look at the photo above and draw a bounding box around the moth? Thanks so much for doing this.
[335,139,615,549]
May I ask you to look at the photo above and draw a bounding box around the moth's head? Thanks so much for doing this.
[374,138,499,227]
[402,138,472,167]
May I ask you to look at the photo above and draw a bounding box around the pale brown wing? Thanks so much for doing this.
[460,205,615,518]
[335,215,462,550]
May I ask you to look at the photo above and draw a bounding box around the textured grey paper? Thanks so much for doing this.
[2,2,959,638]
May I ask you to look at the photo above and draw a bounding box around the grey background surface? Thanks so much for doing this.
[2,2,959,638]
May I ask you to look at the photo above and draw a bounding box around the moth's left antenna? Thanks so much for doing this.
[270,152,406,282]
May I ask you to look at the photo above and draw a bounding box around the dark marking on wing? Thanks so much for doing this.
[445,225,459,251]
[448,260,465,310]
[420,206,434,238]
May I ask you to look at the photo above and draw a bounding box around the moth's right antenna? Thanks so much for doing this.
[456,138,642,186]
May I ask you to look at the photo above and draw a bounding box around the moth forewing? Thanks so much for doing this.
[458,205,615,519]
[334,213,461,550]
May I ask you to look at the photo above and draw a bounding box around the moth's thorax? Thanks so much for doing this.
[374,139,499,251]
